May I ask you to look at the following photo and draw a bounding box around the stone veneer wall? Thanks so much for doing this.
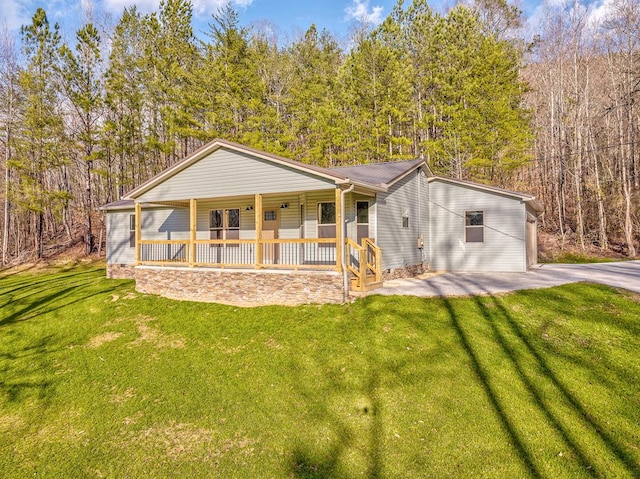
[381,262,429,282]
[106,264,136,279]
[134,266,345,306]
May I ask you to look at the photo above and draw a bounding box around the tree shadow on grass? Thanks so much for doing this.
[0,268,105,303]
[288,308,390,479]
[0,271,122,329]
[0,334,56,404]
[427,284,543,479]
[445,276,640,478]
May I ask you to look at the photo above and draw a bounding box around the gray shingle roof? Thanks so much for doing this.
[329,159,425,187]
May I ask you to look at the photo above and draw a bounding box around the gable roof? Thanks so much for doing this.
[123,139,426,200]
[329,159,428,188]
[428,176,543,212]
[124,139,357,200]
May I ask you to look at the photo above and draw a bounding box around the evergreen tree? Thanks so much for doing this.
[285,25,344,165]
[103,7,146,197]
[143,0,200,170]
[59,23,103,253]
[13,8,68,259]
[423,5,531,181]
[340,13,414,163]
[200,4,263,142]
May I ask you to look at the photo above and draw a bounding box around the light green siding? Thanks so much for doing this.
[106,207,189,265]
[428,180,527,272]
[137,147,335,202]
[376,170,427,270]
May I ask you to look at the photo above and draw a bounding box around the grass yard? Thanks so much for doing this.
[0,264,639,478]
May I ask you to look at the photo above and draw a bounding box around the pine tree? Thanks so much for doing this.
[103,7,146,197]
[285,25,344,165]
[14,8,68,259]
[200,3,263,142]
[59,23,103,253]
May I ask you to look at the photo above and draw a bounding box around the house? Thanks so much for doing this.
[101,139,542,305]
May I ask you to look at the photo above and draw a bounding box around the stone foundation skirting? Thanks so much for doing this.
[382,262,429,282]
[134,266,345,306]
[106,263,136,279]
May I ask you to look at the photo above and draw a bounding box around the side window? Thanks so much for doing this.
[465,211,484,243]
[129,214,135,247]
[402,208,409,228]
[317,202,336,241]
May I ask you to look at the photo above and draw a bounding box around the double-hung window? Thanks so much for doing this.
[210,209,240,242]
[129,214,135,247]
[317,202,336,245]
[465,211,484,243]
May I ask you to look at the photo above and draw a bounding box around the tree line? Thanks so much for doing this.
[0,0,638,264]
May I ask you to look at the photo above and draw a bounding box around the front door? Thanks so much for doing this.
[356,201,369,243]
[262,209,279,263]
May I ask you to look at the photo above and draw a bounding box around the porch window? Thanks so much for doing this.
[317,202,336,242]
[465,211,484,242]
[356,201,369,242]
[129,214,135,247]
[210,209,240,241]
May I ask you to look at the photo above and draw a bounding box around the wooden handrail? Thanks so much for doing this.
[139,239,190,245]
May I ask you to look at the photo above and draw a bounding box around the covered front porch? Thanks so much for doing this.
[133,189,382,293]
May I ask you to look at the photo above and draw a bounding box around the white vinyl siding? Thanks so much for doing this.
[137,148,335,202]
[428,180,527,272]
[376,170,425,270]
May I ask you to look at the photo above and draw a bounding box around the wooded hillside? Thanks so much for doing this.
[0,0,638,263]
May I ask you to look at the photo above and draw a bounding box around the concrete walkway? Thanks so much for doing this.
[374,260,640,297]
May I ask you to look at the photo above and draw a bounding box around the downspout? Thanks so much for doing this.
[341,183,356,303]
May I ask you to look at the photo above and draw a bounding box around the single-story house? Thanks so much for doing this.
[101,139,542,305]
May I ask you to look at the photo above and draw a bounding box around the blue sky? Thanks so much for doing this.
[1,0,613,43]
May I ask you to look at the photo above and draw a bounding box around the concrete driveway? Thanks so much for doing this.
[374,261,640,297]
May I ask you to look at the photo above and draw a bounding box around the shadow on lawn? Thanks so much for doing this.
[0,269,120,329]
[288,313,387,479]
[0,334,56,404]
[443,276,640,478]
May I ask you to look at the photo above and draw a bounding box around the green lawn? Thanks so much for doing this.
[1,264,639,478]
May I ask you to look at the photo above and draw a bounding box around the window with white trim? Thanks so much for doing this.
[465,211,484,242]
[317,202,336,243]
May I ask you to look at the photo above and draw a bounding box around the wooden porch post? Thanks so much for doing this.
[134,202,141,265]
[335,187,343,273]
[255,193,263,269]
[189,198,197,266]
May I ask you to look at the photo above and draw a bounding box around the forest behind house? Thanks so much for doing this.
[0,0,638,264]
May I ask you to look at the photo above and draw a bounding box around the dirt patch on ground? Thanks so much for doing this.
[103,315,186,349]
[0,413,26,433]
[109,386,137,404]
[87,332,124,348]
[117,422,256,461]
[129,315,185,349]
[264,338,284,350]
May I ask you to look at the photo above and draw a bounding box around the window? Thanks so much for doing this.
[129,214,135,247]
[264,210,276,221]
[317,202,336,241]
[210,209,240,241]
[356,201,369,242]
[402,208,409,229]
[465,211,484,242]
